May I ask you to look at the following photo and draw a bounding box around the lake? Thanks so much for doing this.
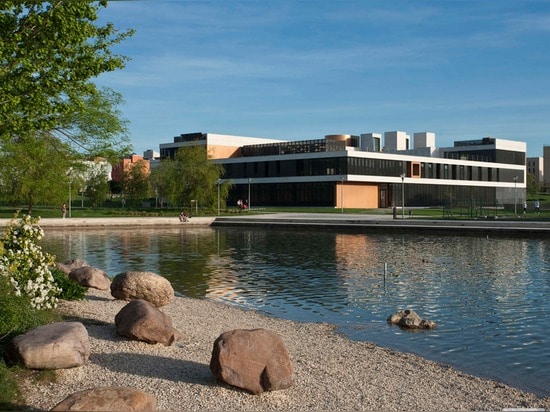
[40,226,550,397]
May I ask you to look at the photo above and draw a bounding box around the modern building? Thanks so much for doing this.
[159,132,526,211]
[527,156,544,186]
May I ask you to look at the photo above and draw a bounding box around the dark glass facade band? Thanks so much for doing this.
[228,181,501,208]
[222,157,524,183]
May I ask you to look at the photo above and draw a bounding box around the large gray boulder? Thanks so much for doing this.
[210,328,294,394]
[387,309,437,329]
[7,322,89,369]
[114,299,181,346]
[51,386,156,411]
[69,266,111,290]
[110,271,174,307]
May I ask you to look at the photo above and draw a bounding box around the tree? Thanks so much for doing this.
[526,172,539,198]
[151,146,229,212]
[0,2,133,210]
[0,132,77,214]
[122,159,150,207]
[0,88,129,213]
[84,168,110,207]
[0,1,134,148]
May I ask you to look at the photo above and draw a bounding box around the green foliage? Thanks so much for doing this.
[0,275,57,342]
[51,267,87,301]
[0,1,133,210]
[0,214,60,310]
[123,159,151,206]
[151,146,229,210]
[0,1,134,142]
[84,166,111,207]
[0,133,75,214]
[0,360,21,408]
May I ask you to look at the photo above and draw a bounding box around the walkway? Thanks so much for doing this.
[0,213,548,235]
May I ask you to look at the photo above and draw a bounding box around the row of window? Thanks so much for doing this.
[228,181,502,208]
[223,156,524,183]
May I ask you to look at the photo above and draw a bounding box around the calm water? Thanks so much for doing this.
[40,226,550,397]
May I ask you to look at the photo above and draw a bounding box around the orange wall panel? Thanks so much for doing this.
[335,183,379,209]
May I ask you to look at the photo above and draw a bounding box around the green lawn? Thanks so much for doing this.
[1,192,548,221]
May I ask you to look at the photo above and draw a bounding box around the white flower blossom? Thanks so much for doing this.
[0,215,58,309]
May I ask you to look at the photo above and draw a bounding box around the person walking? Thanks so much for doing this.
[61,202,67,219]
[534,199,540,214]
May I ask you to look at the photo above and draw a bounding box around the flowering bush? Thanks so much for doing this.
[0,214,60,310]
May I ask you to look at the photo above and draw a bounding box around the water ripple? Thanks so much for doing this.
[41,227,550,397]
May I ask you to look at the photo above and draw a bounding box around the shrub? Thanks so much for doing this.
[0,360,21,407]
[0,214,60,310]
[0,275,58,344]
[51,267,87,301]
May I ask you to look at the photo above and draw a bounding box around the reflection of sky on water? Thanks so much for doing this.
[41,227,550,397]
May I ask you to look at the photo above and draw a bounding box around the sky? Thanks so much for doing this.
[95,1,550,157]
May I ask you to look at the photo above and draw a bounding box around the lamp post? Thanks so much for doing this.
[65,167,73,218]
[68,179,72,218]
[248,178,251,211]
[339,176,344,213]
[400,174,405,219]
[513,176,518,216]
[217,179,221,216]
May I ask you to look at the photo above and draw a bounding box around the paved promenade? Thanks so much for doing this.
[211,212,550,235]
[0,213,548,235]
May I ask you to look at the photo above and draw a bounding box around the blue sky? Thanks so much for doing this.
[96,1,550,157]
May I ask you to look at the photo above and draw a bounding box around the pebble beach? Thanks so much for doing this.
[18,288,550,412]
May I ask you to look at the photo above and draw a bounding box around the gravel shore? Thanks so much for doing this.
[18,288,550,412]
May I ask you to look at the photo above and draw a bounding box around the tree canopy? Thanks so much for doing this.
[0,1,134,209]
[0,0,134,153]
[151,146,229,212]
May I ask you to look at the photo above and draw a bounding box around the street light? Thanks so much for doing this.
[513,176,518,216]
[248,178,251,211]
[66,168,73,218]
[400,174,405,219]
[217,179,221,216]
[68,179,72,218]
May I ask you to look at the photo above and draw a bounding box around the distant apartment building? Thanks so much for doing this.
[111,154,150,182]
[527,157,544,185]
[159,132,526,209]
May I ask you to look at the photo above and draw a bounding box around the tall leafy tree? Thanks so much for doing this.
[0,88,129,212]
[122,159,150,207]
[151,146,229,212]
[0,132,75,213]
[0,1,134,209]
[0,0,134,145]
[84,167,110,207]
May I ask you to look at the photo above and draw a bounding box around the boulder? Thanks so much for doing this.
[110,271,174,307]
[209,328,294,394]
[6,322,89,369]
[114,299,181,346]
[387,309,437,329]
[56,258,89,275]
[51,386,156,411]
[69,266,111,290]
